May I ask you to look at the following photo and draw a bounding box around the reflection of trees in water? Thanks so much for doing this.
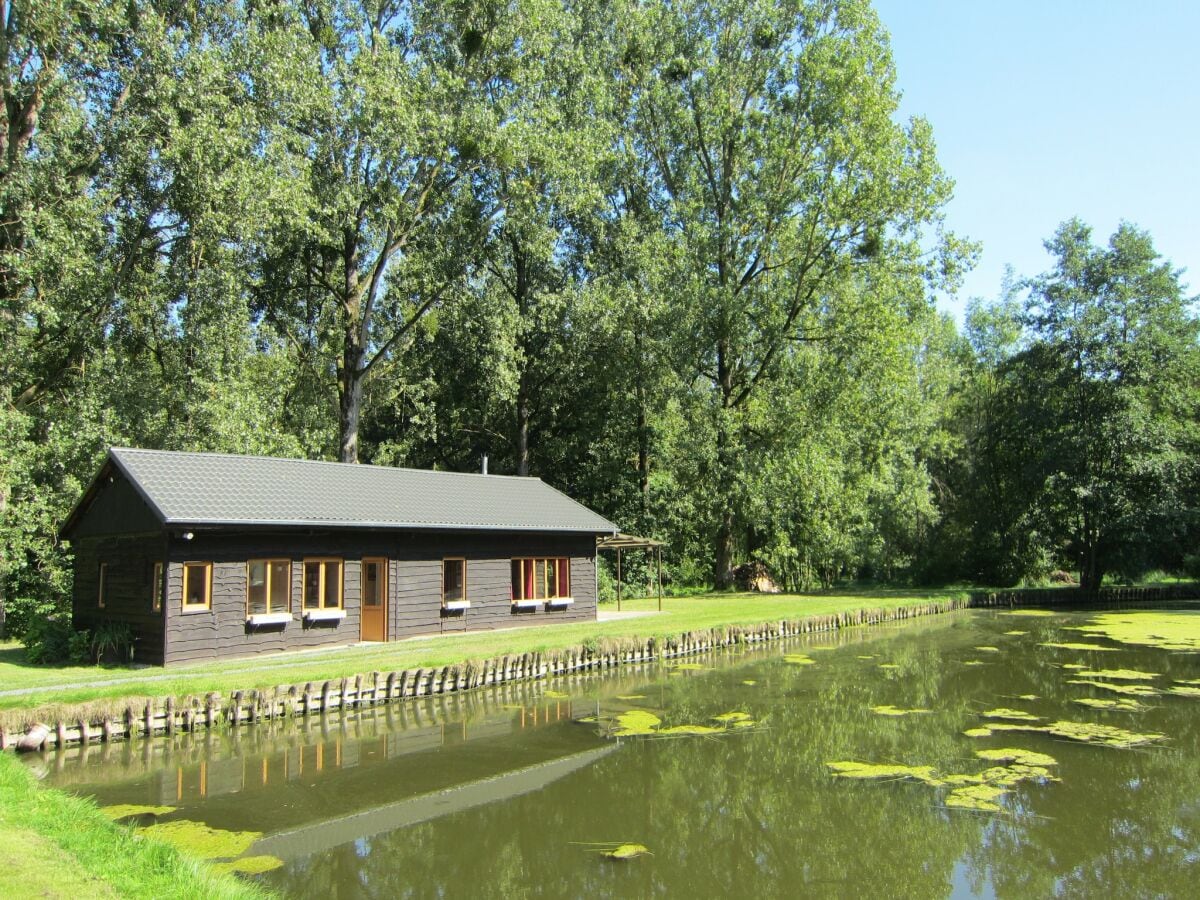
[263,613,1200,898]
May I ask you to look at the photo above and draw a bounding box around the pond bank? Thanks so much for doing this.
[0,752,269,898]
[5,583,1196,753]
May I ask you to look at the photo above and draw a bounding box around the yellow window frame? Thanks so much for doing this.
[302,558,344,610]
[247,559,292,615]
[182,562,213,611]
[511,557,571,602]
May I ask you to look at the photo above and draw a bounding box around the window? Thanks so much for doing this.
[182,562,212,610]
[303,559,343,610]
[152,562,164,613]
[362,558,386,608]
[511,558,571,602]
[247,560,291,615]
[98,563,107,609]
[443,558,466,606]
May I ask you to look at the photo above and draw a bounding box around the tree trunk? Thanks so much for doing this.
[714,508,735,589]
[712,339,737,589]
[1079,544,1102,593]
[516,373,530,477]
[0,478,6,638]
[338,371,362,464]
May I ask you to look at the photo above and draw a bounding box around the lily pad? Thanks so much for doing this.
[878,663,901,670]
[742,680,758,686]
[1061,663,1088,670]
[1017,694,1040,701]
[1004,630,1029,636]
[784,654,815,666]
[543,690,570,699]
[659,724,725,735]
[975,646,1001,653]
[616,694,646,701]
[671,662,706,671]
[962,660,985,666]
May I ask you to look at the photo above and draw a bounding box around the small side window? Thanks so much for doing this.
[152,562,163,613]
[98,563,107,609]
[443,558,466,606]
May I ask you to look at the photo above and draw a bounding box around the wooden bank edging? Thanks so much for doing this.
[4,585,1198,753]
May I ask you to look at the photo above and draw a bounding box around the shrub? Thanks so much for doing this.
[4,596,66,641]
[1183,554,1200,581]
[22,618,81,665]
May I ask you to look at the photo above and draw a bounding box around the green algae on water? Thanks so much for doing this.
[670,662,706,671]
[612,710,663,736]
[212,855,284,876]
[1004,630,1029,636]
[826,761,938,782]
[742,680,757,686]
[543,690,570,699]
[1073,697,1147,712]
[616,695,646,701]
[784,654,815,666]
[974,747,1058,767]
[1041,642,1120,652]
[975,646,1001,653]
[1003,609,1057,617]
[1167,685,1200,698]
[871,705,931,717]
[1066,679,1160,697]
[945,784,1007,812]
[878,663,901,669]
[138,820,261,860]
[964,719,1165,749]
[962,660,985,667]
[982,708,1041,722]
[1072,612,1200,651]
[1074,669,1160,681]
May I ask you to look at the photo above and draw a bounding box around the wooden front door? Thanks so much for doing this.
[361,558,387,642]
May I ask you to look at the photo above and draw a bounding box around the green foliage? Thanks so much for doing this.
[22,619,87,666]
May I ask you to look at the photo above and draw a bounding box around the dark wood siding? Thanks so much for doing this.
[389,532,597,639]
[69,470,161,538]
[72,534,166,665]
[163,533,363,665]
[72,526,598,666]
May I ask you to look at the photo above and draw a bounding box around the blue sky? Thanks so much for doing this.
[873,0,1200,320]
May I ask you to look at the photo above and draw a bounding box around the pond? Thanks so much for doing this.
[25,606,1200,897]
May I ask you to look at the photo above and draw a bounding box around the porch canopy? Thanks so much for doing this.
[596,534,664,611]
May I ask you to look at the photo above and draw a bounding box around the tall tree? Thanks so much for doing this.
[1016,219,1199,589]
[631,0,960,585]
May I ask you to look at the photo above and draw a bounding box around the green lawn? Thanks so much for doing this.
[0,589,975,726]
[0,752,269,899]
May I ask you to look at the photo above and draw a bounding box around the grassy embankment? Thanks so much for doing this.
[0,751,269,899]
[0,588,978,728]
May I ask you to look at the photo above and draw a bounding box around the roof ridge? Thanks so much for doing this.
[111,447,538,482]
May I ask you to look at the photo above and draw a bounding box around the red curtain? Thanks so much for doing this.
[557,559,569,597]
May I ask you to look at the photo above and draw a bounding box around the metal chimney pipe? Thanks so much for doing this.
[481,454,488,475]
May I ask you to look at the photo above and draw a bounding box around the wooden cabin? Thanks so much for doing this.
[60,448,617,666]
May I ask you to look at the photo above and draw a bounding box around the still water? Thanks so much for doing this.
[28,607,1200,898]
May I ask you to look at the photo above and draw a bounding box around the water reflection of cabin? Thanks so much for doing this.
[60,448,618,665]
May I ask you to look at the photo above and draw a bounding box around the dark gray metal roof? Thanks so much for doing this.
[94,448,618,534]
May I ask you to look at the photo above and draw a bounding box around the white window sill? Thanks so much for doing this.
[303,608,347,622]
[246,612,292,626]
[546,597,575,607]
[443,600,471,611]
[512,599,541,609]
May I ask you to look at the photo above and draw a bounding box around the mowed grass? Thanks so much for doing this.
[0,753,270,899]
[0,589,973,725]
